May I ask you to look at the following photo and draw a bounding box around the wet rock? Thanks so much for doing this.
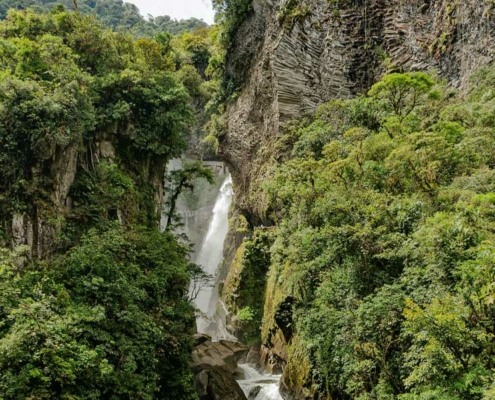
[261,345,285,376]
[219,340,250,365]
[207,365,247,400]
[195,370,209,399]
[191,338,249,400]
[246,345,261,366]
[195,333,212,346]
[192,339,249,373]
[248,385,262,400]
[255,379,279,385]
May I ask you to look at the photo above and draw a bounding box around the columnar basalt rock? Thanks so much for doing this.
[222,0,495,219]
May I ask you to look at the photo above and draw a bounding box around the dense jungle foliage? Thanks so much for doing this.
[255,70,495,399]
[0,0,207,36]
[0,7,219,399]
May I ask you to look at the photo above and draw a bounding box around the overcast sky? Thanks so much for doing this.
[126,0,216,24]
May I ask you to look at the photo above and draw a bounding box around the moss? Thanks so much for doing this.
[261,258,287,344]
[428,0,459,56]
[222,228,274,345]
[236,214,250,233]
[284,334,316,398]
[223,241,247,305]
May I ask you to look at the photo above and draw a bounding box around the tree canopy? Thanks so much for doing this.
[0,0,208,36]
[0,8,209,398]
[254,69,495,399]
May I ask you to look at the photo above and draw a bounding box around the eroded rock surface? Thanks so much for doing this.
[191,334,249,400]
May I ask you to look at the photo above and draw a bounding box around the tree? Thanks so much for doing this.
[188,263,214,302]
[0,227,198,399]
[254,69,495,399]
[164,161,214,231]
[368,72,435,121]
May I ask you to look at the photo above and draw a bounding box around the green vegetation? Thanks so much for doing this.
[0,228,196,399]
[257,70,495,399]
[223,229,274,345]
[212,0,253,47]
[164,161,215,231]
[0,8,213,398]
[201,0,252,102]
[0,8,191,227]
[0,0,207,36]
[278,0,311,30]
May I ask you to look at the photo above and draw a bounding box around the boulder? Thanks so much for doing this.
[218,340,250,365]
[207,365,247,400]
[194,370,209,399]
[194,333,212,346]
[191,338,249,400]
[248,385,262,400]
[246,345,261,366]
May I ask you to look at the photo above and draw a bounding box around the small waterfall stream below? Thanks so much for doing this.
[189,171,283,400]
[236,364,283,400]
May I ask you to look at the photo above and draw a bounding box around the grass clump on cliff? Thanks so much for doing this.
[212,0,253,47]
[278,0,311,30]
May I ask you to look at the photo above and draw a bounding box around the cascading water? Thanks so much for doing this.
[190,171,284,400]
[193,174,233,337]
[236,364,283,400]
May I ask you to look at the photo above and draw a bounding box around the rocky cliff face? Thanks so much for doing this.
[220,0,495,397]
[222,0,495,220]
[7,139,166,259]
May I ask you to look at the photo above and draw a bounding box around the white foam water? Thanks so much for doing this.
[236,364,283,400]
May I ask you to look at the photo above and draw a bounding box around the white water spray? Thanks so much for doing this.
[193,174,233,335]
[236,364,284,400]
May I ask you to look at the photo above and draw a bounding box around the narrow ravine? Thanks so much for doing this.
[190,171,284,400]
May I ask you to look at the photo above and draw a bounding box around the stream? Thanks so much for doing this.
[190,171,284,400]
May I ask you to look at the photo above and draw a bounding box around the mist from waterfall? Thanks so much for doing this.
[193,174,233,337]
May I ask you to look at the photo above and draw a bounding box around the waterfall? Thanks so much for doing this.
[188,171,284,400]
[192,174,234,338]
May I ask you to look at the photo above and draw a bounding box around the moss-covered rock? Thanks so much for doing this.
[222,228,274,345]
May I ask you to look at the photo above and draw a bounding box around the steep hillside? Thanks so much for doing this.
[216,1,495,399]
[0,9,207,398]
[0,0,207,36]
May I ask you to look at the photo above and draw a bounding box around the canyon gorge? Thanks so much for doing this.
[1,0,495,399]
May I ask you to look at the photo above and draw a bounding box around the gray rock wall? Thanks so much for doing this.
[222,0,495,219]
